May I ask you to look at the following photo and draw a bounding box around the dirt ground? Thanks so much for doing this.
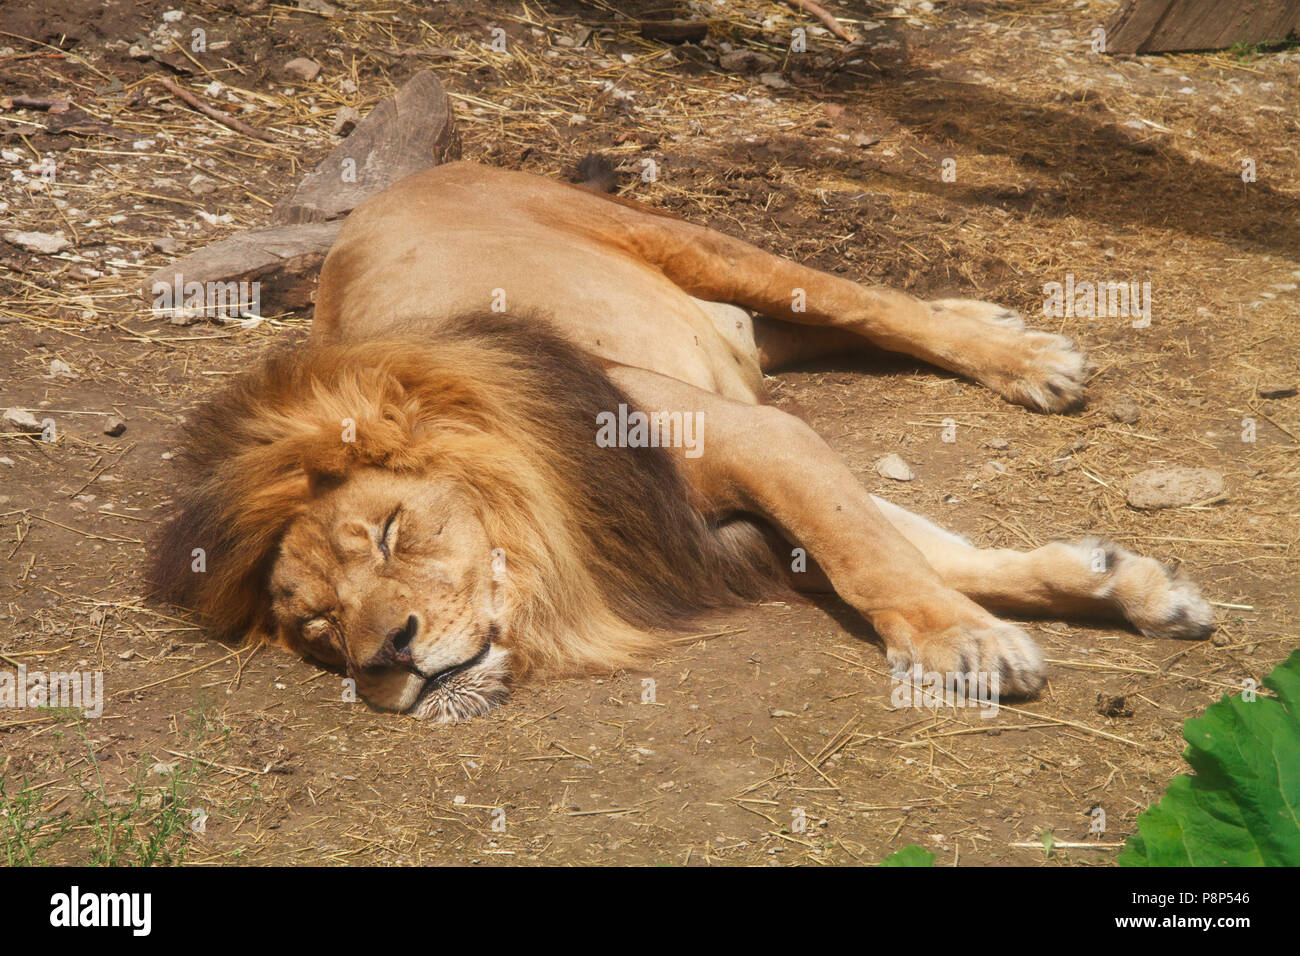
[1,0,1297,866]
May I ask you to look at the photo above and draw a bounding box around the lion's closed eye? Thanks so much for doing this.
[378,508,400,559]
[300,616,331,641]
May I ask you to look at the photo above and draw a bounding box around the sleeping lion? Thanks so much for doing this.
[148,161,1213,721]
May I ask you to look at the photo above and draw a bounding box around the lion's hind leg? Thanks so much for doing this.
[540,185,1089,411]
[869,496,1215,640]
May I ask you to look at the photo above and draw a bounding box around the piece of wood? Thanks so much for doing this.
[154,74,276,143]
[271,69,460,225]
[1,95,70,112]
[784,0,859,44]
[140,71,459,317]
[1105,0,1300,54]
[141,221,341,318]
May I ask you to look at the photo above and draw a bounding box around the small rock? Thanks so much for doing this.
[1103,395,1141,424]
[988,437,1010,450]
[759,72,788,89]
[187,173,217,196]
[1127,467,1225,510]
[151,236,180,255]
[719,50,777,72]
[103,417,127,437]
[331,106,361,136]
[851,131,879,148]
[285,57,321,82]
[297,0,337,13]
[0,456,14,467]
[1210,632,1231,647]
[876,453,914,481]
[4,230,70,255]
[47,359,74,379]
[2,408,41,433]
[1257,383,1297,399]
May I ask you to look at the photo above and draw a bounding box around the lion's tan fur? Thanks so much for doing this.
[149,162,1214,716]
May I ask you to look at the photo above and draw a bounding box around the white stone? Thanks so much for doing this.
[876,453,914,481]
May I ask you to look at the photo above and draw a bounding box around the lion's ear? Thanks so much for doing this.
[299,439,350,498]
[301,461,344,499]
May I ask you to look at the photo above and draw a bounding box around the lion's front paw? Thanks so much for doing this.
[872,597,1046,698]
[1001,329,1089,413]
[927,299,1089,413]
[929,298,1026,331]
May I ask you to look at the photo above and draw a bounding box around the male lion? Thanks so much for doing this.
[149,161,1213,721]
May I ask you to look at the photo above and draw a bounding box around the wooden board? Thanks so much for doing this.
[1105,0,1300,54]
[271,70,460,224]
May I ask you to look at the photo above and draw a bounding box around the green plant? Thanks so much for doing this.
[1119,649,1300,866]
[878,845,935,866]
[1,776,75,866]
[71,748,199,867]
[1226,37,1300,61]
[1,707,225,866]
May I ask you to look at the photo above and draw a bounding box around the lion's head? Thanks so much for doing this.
[148,313,781,720]
[267,467,512,719]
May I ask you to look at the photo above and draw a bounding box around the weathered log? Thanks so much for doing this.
[271,69,460,224]
[140,70,459,317]
[143,222,341,321]
[1105,0,1300,54]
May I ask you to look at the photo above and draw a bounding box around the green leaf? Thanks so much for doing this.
[878,845,935,867]
[1119,649,1300,866]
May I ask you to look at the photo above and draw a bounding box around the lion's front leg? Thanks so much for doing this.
[607,366,1047,696]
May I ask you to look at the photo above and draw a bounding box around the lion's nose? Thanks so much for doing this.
[364,614,418,670]
[359,614,420,671]
[386,614,418,656]
[390,614,418,650]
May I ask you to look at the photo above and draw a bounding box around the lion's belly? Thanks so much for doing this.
[317,226,766,403]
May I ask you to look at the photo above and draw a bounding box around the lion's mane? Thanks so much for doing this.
[148,312,783,675]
